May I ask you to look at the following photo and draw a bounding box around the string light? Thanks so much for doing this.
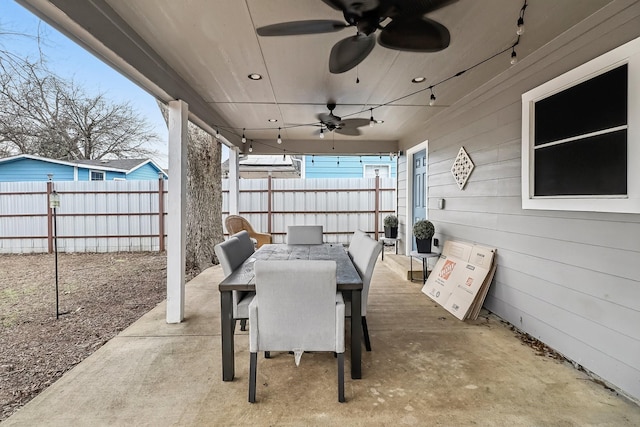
[510,47,518,65]
[320,126,324,139]
[249,141,253,152]
[283,149,286,160]
[337,156,340,166]
[241,128,246,143]
[277,127,282,144]
[429,87,436,106]
[312,154,315,164]
[215,129,220,139]
[359,156,362,164]
[517,1,527,35]
[369,108,375,127]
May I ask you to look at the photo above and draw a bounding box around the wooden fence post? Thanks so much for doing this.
[158,175,165,252]
[47,180,53,254]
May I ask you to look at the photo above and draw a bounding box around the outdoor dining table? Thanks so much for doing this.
[218,243,364,381]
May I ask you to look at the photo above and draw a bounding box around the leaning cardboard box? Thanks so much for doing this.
[421,240,497,320]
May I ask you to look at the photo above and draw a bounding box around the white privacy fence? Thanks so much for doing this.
[0,177,396,253]
[223,177,396,245]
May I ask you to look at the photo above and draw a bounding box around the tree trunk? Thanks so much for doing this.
[159,103,223,278]
[185,122,223,277]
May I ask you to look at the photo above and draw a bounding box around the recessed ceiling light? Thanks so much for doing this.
[268,118,278,122]
[411,76,426,83]
[248,73,262,80]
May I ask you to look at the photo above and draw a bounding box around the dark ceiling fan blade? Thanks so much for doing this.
[322,0,380,14]
[342,118,370,129]
[329,34,376,73]
[335,126,363,136]
[386,0,458,16]
[256,20,347,36]
[378,17,450,52]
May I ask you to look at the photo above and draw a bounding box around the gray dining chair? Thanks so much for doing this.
[248,260,345,403]
[346,233,383,352]
[286,225,324,244]
[347,229,368,253]
[214,230,255,331]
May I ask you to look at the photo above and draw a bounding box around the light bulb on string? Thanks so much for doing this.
[277,127,282,144]
[249,141,253,153]
[241,128,246,143]
[312,155,315,165]
[320,126,324,139]
[283,150,286,160]
[215,129,220,139]
[510,47,518,65]
[337,156,340,166]
[369,108,375,127]
[516,17,525,35]
[359,156,362,164]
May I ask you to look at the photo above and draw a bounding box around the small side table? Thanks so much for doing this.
[409,251,440,284]
[379,237,400,260]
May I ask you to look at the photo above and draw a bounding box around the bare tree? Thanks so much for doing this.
[0,53,160,160]
[159,103,223,276]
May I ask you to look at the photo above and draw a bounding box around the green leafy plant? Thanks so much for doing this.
[413,219,435,240]
[383,214,398,228]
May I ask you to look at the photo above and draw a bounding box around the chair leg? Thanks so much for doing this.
[264,351,271,359]
[240,319,247,331]
[337,352,345,403]
[362,316,372,352]
[249,352,257,403]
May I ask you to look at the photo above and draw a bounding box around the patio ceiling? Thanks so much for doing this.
[18,0,613,155]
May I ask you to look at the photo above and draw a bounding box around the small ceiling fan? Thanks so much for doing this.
[256,0,455,74]
[317,102,370,136]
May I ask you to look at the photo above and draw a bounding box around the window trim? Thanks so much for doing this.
[90,170,106,181]
[362,164,390,178]
[521,36,640,213]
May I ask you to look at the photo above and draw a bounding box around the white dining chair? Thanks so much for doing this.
[346,233,382,352]
[286,225,324,244]
[214,231,255,331]
[248,260,345,403]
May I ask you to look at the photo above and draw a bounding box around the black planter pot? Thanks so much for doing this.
[384,226,398,238]
[416,238,432,253]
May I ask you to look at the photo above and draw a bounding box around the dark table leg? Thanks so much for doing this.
[350,289,362,379]
[423,258,427,284]
[220,291,235,381]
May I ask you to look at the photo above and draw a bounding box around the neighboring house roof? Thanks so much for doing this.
[222,155,301,179]
[0,154,168,177]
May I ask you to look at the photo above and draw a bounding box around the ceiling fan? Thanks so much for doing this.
[317,102,370,136]
[256,0,455,74]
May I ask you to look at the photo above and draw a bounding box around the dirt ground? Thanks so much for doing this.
[0,252,167,422]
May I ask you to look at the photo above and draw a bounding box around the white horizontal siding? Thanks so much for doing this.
[398,2,640,401]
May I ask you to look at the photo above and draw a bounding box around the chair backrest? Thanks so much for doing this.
[348,234,383,315]
[225,215,255,235]
[251,260,341,352]
[214,232,254,277]
[347,229,368,254]
[287,225,323,245]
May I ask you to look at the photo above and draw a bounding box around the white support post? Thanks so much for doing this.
[166,100,188,323]
[228,147,240,215]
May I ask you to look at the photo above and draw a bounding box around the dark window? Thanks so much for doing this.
[532,64,627,197]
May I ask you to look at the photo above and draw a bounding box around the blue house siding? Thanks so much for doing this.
[0,155,166,182]
[127,162,163,180]
[304,155,396,178]
[0,158,75,182]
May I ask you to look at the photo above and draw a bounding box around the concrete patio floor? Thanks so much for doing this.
[5,256,640,426]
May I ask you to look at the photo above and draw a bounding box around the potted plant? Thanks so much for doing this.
[383,214,398,238]
[413,219,435,253]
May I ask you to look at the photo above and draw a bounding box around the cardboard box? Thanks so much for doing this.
[421,240,497,321]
